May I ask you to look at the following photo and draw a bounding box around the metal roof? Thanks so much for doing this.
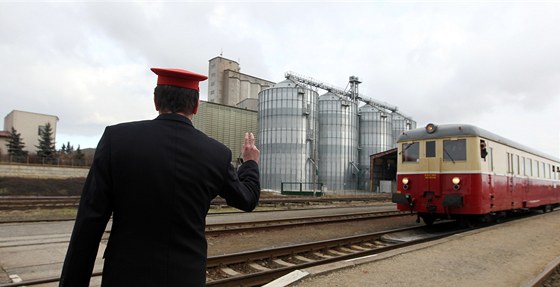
[397,123,560,162]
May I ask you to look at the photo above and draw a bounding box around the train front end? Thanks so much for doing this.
[392,123,486,225]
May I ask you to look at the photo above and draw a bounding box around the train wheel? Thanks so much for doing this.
[458,216,474,228]
[421,214,435,226]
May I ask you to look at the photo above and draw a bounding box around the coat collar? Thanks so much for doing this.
[155,113,193,127]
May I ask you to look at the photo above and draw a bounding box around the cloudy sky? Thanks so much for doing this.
[1,1,559,158]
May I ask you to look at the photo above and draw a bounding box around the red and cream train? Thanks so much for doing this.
[392,123,560,225]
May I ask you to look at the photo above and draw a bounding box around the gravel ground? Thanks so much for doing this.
[290,211,560,287]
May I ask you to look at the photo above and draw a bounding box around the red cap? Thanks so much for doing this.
[151,68,208,90]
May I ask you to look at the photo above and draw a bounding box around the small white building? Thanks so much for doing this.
[0,130,9,157]
[1,110,59,155]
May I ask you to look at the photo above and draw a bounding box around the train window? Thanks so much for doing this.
[535,161,540,178]
[514,155,519,175]
[521,156,525,176]
[402,142,420,162]
[527,158,533,177]
[489,147,494,171]
[480,140,488,160]
[507,153,512,174]
[426,141,436,157]
[443,139,466,162]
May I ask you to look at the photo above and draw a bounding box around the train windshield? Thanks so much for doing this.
[426,141,436,157]
[443,139,467,162]
[402,142,420,162]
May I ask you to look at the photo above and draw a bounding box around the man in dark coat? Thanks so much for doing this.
[59,68,260,287]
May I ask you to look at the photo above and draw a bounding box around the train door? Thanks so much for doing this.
[520,156,529,208]
[507,152,514,208]
[482,143,495,210]
[424,140,441,197]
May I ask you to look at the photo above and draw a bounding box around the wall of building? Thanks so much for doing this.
[191,101,257,160]
[0,163,88,179]
[223,70,274,106]
[0,132,8,156]
[237,98,258,111]
[3,110,58,154]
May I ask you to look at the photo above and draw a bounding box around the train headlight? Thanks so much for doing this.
[452,177,461,185]
[402,177,409,190]
[452,177,461,191]
[425,123,437,134]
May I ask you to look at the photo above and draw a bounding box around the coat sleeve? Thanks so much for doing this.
[220,157,260,212]
[59,128,113,287]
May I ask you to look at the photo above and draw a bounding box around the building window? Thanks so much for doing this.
[38,125,46,135]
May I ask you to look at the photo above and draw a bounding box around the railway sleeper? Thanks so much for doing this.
[313,252,334,259]
[327,249,347,256]
[273,258,295,267]
[350,244,370,251]
[219,267,241,276]
[338,247,358,253]
[248,262,270,271]
[294,255,315,263]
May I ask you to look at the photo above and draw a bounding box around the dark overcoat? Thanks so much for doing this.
[59,113,260,287]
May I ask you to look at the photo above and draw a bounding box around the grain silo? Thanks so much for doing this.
[318,92,359,191]
[358,104,393,190]
[257,79,319,191]
[391,113,417,147]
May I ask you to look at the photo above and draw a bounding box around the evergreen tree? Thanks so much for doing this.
[66,141,74,154]
[6,127,28,162]
[74,145,85,165]
[36,122,56,162]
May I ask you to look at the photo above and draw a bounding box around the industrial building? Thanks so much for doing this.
[257,72,416,193]
[207,56,275,109]
[203,56,415,194]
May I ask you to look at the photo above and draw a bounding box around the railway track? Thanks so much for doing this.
[205,210,408,236]
[2,215,558,287]
[0,196,80,210]
[0,195,390,212]
[207,223,461,286]
[0,223,460,287]
[0,209,408,248]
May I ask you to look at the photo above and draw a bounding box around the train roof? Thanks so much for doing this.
[397,123,560,163]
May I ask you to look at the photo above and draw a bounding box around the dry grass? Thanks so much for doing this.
[0,207,77,222]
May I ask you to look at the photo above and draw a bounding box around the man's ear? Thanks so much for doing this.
[154,94,160,111]
[193,100,199,115]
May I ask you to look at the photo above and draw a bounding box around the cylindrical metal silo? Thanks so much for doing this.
[318,92,359,192]
[358,104,393,191]
[257,79,319,192]
[391,114,417,148]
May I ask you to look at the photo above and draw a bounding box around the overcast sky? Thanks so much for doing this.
[1,1,559,158]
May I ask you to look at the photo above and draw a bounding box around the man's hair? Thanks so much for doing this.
[154,85,199,114]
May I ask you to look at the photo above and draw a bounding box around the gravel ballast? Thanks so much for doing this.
[289,211,560,287]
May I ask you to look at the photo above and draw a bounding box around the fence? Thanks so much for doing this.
[0,154,92,167]
[280,182,324,196]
